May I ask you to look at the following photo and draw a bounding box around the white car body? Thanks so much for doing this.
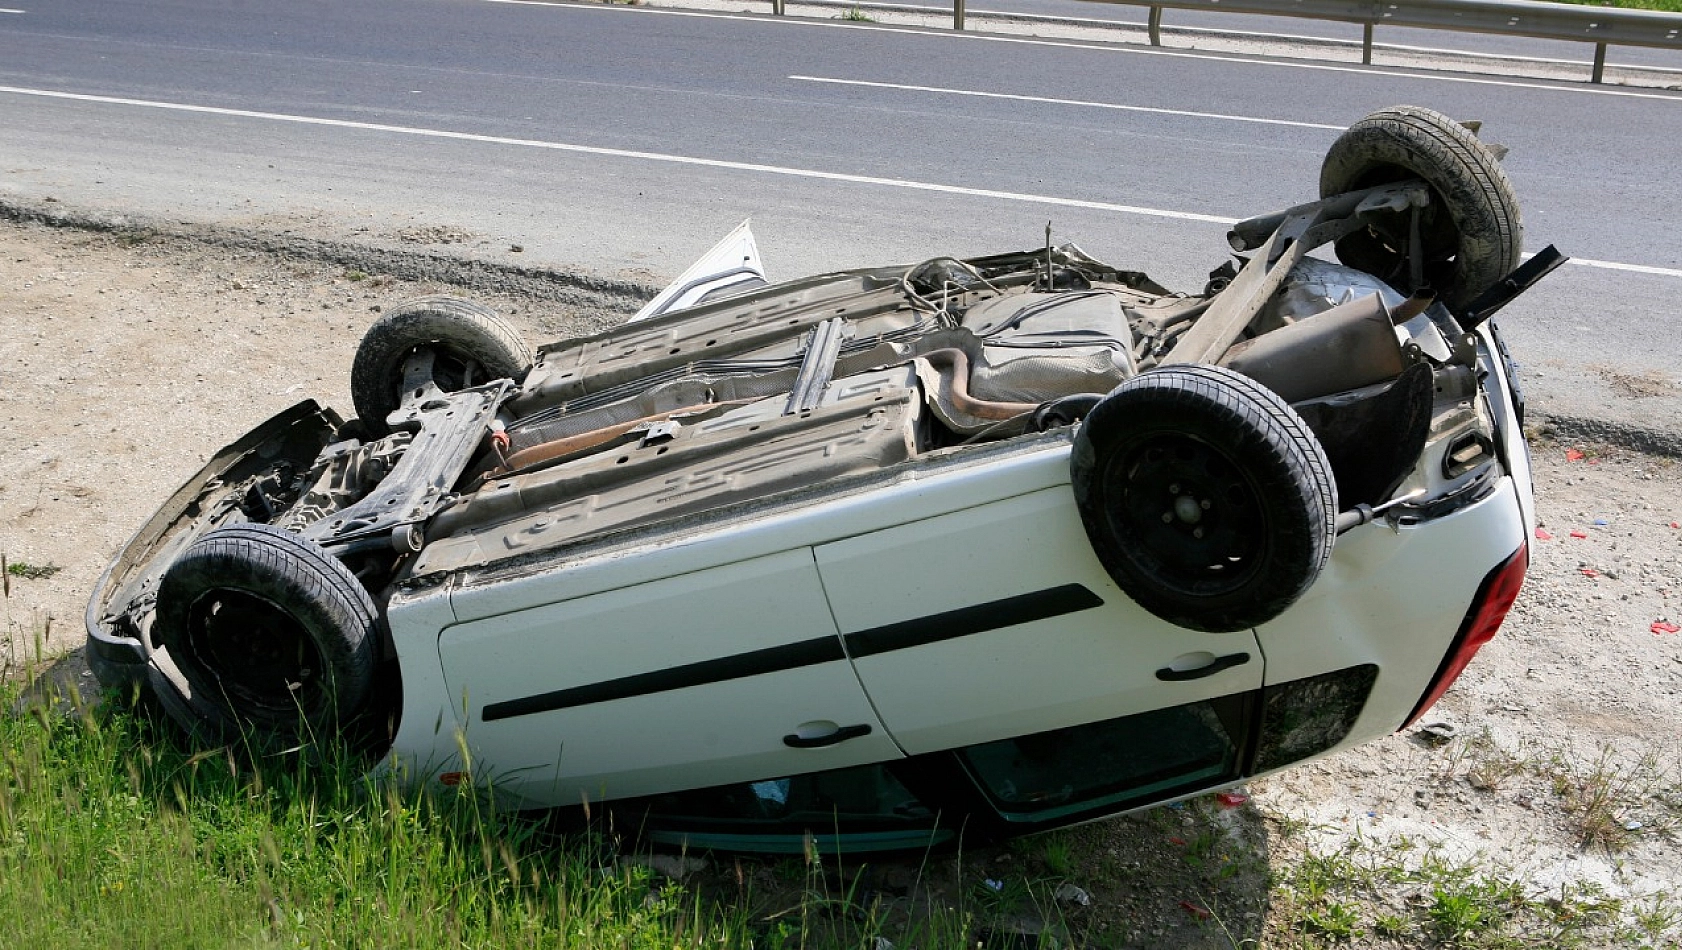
[379,287,1531,812]
[86,106,1550,850]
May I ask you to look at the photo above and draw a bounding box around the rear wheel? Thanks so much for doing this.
[152,523,378,742]
[1320,105,1521,311]
[351,295,532,433]
[1071,365,1336,633]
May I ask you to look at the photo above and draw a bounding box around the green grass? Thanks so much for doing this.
[0,691,718,948]
[2,555,62,586]
[4,562,60,581]
[1269,833,1680,950]
[1552,0,1682,12]
[1544,746,1675,851]
[1425,875,1524,946]
[0,677,1042,950]
[6,681,1676,950]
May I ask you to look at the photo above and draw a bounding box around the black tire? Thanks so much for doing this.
[1070,365,1337,633]
[1320,105,1521,311]
[152,523,378,742]
[350,295,532,432]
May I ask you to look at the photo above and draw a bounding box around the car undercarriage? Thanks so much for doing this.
[86,105,1555,852]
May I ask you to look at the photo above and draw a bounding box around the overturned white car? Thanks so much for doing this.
[87,106,1554,852]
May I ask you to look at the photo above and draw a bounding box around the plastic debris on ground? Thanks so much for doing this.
[1054,883,1092,906]
[1580,568,1600,578]
[1419,721,1458,741]
[1653,621,1680,635]
[1566,449,1585,461]
[1215,791,1250,808]
[1179,900,1212,921]
[1535,527,1553,540]
[1570,530,1589,539]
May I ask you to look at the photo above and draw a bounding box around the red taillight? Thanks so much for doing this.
[1402,542,1528,728]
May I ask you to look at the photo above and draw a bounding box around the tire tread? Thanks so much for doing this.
[1320,105,1521,310]
[1072,364,1337,632]
[350,295,532,429]
[153,522,377,742]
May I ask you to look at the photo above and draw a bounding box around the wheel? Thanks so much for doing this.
[1070,365,1337,633]
[152,523,378,742]
[1320,105,1521,311]
[350,295,532,432]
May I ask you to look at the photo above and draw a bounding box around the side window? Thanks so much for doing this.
[632,764,952,855]
[1252,664,1379,772]
[955,695,1250,823]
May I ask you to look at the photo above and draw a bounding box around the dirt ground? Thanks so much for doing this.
[3,214,1679,947]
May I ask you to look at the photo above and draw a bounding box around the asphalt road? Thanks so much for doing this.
[2,0,1680,435]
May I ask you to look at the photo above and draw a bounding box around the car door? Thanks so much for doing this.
[814,486,1265,756]
[437,548,900,806]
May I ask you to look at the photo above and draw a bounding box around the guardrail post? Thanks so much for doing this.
[1148,6,1163,46]
[772,0,784,15]
[1592,42,1607,83]
[955,0,965,30]
[1362,22,1374,64]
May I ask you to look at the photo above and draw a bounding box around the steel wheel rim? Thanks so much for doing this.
[1104,432,1269,598]
[184,589,326,715]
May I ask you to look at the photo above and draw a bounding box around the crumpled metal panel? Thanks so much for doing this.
[415,368,921,576]
[1257,256,1406,326]
[517,274,913,407]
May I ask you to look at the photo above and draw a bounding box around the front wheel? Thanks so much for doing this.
[1070,365,1337,633]
[152,523,378,742]
[350,295,532,433]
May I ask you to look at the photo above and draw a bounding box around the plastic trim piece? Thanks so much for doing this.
[842,584,1104,658]
[481,583,1105,722]
[482,636,847,721]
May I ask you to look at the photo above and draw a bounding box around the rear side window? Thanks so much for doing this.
[635,764,950,855]
[956,696,1248,823]
[1252,664,1379,773]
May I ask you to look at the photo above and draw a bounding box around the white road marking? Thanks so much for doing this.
[1568,257,1682,279]
[3,83,1677,279]
[0,7,27,12]
[481,0,1682,103]
[789,76,1344,129]
[0,84,1235,225]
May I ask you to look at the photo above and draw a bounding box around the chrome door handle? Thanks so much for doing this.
[1156,651,1251,682]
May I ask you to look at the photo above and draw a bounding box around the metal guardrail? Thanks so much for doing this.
[1097,0,1682,82]
[773,0,1682,83]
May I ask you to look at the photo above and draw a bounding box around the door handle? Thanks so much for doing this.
[783,723,873,748]
[1156,651,1251,682]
